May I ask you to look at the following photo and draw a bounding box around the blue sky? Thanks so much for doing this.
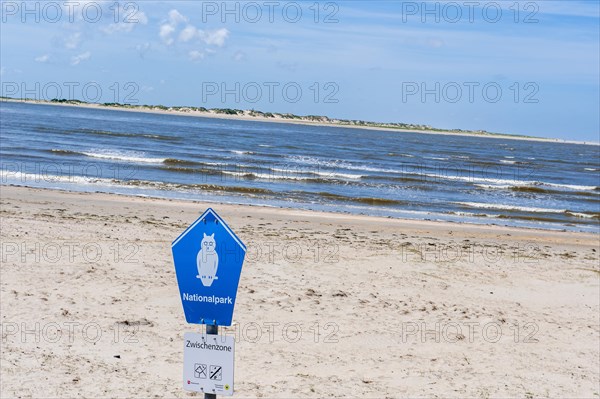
[1,1,599,141]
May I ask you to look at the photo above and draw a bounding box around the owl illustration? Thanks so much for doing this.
[196,233,219,287]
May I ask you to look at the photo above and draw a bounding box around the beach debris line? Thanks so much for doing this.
[171,208,247,397]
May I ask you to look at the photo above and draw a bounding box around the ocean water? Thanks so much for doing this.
[1,101,599,232]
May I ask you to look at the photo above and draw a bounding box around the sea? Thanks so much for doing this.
[1,101,599,232]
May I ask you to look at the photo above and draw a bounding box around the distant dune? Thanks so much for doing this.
[3,97,595,145]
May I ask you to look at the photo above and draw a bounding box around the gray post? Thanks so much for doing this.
[204,324,218,399]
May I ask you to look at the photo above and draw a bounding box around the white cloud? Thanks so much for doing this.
[397,36,445,49]
[200,28,229,47]
[277,62,298,72]
[133,10,149,24]
[159,9,189,45]
[64,32,82,49]
[159,24,176,45]
[168,9,188,25]
[103,9,148,34]
[233,51,246,61]
[159,9,229,56]
[71,51,91,66]
[188,50,204,61]
[158,9,229,47]
[103,22,134,34]
[179,25,198,43]
[177,26,229,47]
[35,54,50,63]
[425,37,444,48]
[0,67,20,76]
[135,42,151,58]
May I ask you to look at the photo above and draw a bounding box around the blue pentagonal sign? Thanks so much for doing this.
[171,208,246,326]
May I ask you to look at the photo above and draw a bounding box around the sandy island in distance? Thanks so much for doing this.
[3,98,597,145]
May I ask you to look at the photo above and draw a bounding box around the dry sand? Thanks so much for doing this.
[1,185,599,398]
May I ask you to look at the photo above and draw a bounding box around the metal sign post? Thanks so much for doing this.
[205,324,218,399]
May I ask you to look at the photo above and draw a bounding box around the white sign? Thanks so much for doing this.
[183,332,235,396]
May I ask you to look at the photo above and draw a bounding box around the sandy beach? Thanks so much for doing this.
[1,185,598,398]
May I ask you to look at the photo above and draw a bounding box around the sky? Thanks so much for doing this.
[1,0,599,141]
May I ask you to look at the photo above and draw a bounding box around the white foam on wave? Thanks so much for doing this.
[231,150,255,155]
[584,168,599,171]
[475,182,598,192]
[500,160,517,164]
[341,204,432,216]
[313,171,362,179]
[421,173,530,186]
[222,168,363,181]
[1,170,212,196]
[429,173,598,192]
[1,170,119,186]
[221,170,313,181]
[452,211,500,218]
[269,167,362,180]
[542,182,599,191]
[82,150,165,164]
[455,202,568,214]
[286,155,349,167]
[569,212,595,218]
[285,155,599,192]
[348,165,403,174]
[474,184,515,190]
[454,202,596,218]
[286,155,402,174]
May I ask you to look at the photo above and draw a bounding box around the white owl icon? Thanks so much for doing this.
[196,233,219,287]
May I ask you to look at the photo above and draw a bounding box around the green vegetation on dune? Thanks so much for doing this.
[50,98,84,105]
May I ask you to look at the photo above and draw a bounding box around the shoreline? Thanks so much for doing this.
[2,184,597,237]
[3,98,596,145]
